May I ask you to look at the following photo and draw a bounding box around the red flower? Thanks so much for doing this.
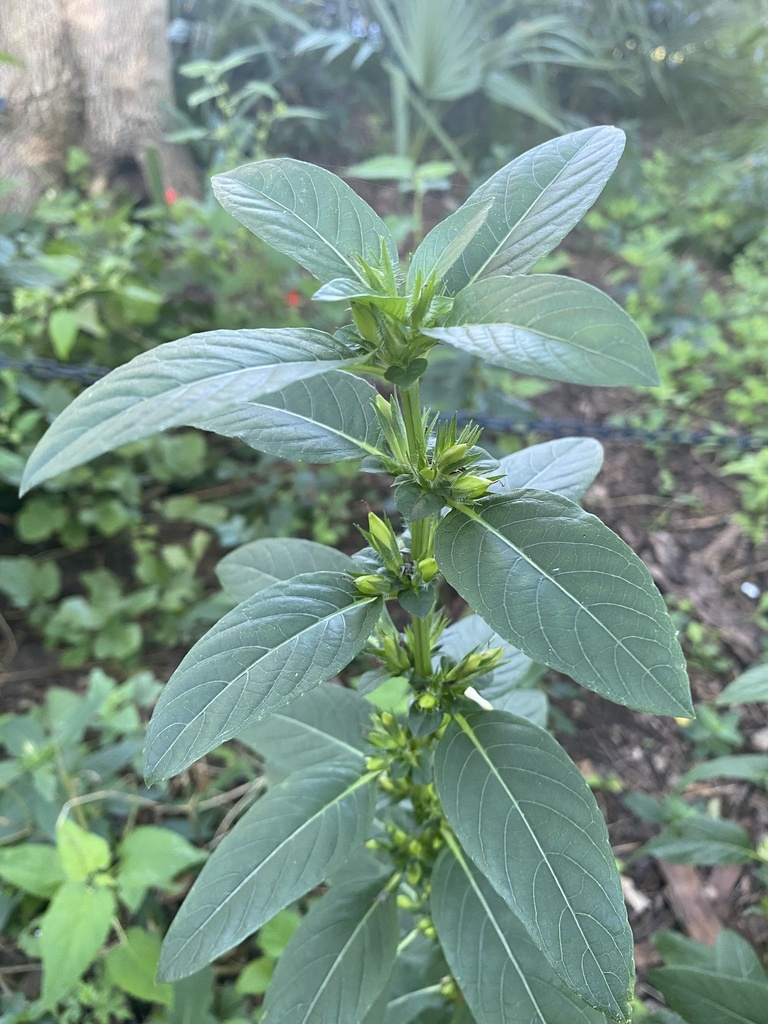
[164,187,179,204]
[286,290,301,308]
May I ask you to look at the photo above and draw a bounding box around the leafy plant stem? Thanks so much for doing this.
[399,382,427,470]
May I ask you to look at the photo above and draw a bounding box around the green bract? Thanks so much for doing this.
[22,127,691,1024]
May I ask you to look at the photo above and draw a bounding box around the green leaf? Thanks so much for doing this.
[39,880,116,1009]
[394,481,446,521]
[424,275,658,387]
[21,328,354,494]
[648,966,768,1024]
[261,875,398,1024]
[678,754,768,789]
[714,931,768,983]
[492,437,604,501]
[312,280,408,319]
[431,845,612,1024]
[259,909,302,957]
[237,683,371,780]
[236,956,275,995]
[202,370,384,463]
[166,967,216,1024]
[159,763,374,981]
[116,826,207,913]
[56,819,111,881]
[0,557,61,609]
[105,926,173,1005]
[440,126,625,293]
[345,155,415,182]
[642,813,754,865]
[0,843,64,898]
[407,200,493,290]
[217,538,358,602]
[212,159,398,285]
[48,309,79,360]
[716,663,768,705]
[434,709,633,1021]
[483,70,565,132]
[435,493,692,717]
[653,929,768,985]
[145,572,381,781]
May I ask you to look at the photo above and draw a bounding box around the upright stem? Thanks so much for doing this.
[398,381,436,680]
[399,382,426,470]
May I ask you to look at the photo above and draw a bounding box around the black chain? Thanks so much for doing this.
[0,355,106,383]
[2,354,767,452]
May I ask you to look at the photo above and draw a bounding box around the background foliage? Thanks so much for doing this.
[2,0,768,1020]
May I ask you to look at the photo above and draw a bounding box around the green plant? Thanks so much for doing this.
[0,669,264,1020]
[302,0,610,177]
[20,127,693,1023]
[169,45,324,171]
[345,155,457,245]
[0,174,351,669]
[645,928,768,1023]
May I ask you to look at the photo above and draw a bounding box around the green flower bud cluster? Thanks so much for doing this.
[352,512,439,607]
[365,815,444,889]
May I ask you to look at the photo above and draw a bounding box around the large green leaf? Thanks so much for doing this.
[238,683,372,781]
[424,276,658,387]
[435,493,692,717]
[431,845,612,1024]
[39,881,116,1009]
[678,754,768,789]
[715,663,768,706]
[407,200,492,290]
[434,709,633,1021]
[216,538,358,602]
[0,843,63,898]
[654,928,767,983]
[145,572,382,782]
[483,70,565,132]
[368,0,486,101]
[212,159,398,285]
[202,370,383,462]
[105,927,173,1005]
[158,763,375,981]
[116,826,207,913]
[642,813,754,865]
[56,819,110,881]
[21,329,354,494]
[648,966,768,1024]
[261,875,398,1024]
[440,126,625,293]
[492,437,604,501]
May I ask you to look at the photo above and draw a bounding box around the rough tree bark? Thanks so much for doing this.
[0,0,199,212]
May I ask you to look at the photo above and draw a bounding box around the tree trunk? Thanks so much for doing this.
[0,0,199,212]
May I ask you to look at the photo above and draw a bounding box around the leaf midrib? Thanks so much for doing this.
[447,504,683,707]
[452,713,600,994]
[297,885,389,1024]
[244,390,385,457]
[227,171,368,285]
[168,771,374,963]
[445,841,549,1022]
[469,132,603,284]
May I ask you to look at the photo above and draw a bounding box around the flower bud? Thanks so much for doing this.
[352,302,379,343]
[451,474,493,499]
[417,557,438,582]
[438,442,470,470]
[354,574,391,596]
